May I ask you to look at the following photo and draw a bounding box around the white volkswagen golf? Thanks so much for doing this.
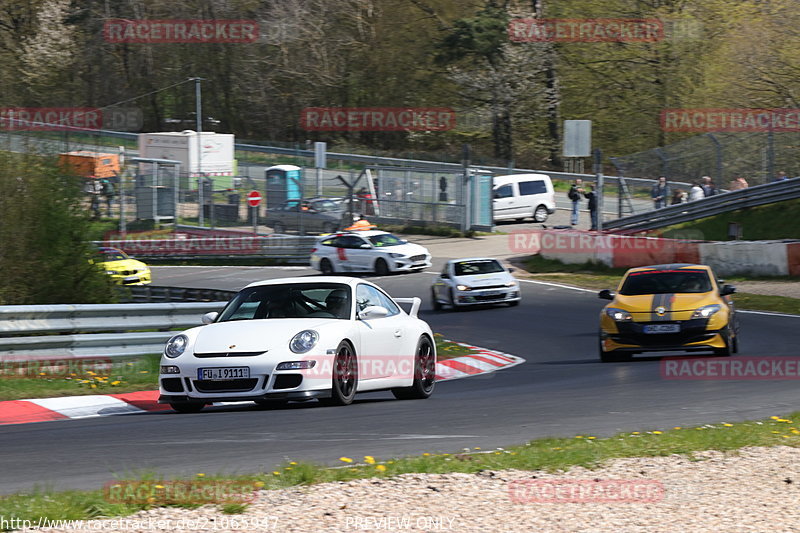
[310,230,432,276]
[159,277,436,413]
[431,258,521,310]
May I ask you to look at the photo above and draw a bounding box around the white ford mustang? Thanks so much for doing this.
[158,277,436,413]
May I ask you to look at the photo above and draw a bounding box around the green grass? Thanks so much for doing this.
[659,198,800,241]
[0,355,159,401]
[520,255,800,315]
[3,414,799,528]
[434,333,480,360]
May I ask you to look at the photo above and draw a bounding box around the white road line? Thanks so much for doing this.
[517,279,596,293]
[27,395,145,419]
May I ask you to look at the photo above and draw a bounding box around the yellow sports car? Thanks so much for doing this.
[97,247,151,285]
[598,264,738,362]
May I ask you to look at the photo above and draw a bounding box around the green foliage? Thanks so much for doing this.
[0,152,115,304]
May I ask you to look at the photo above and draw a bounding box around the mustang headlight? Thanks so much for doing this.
[691,304,721,319]
[605,308,633,322]
[164,334,188,358]
[290,330,319,354]
[456,284,472,291]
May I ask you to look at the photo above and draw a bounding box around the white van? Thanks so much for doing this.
[492,173,556,223]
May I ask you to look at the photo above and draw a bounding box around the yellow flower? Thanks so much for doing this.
[111,381,121,386]
[196,473,205,477]
[39,372,46,376]
[139,371,149,374]
[574,435,584,439]
[272,471,281,476]
[587,436,596,440]
[421,453,430,456]
[155,485,165,489]
[783,435,791,438]
[375,465,387,472]
[90,384,97,389]
[494,452,501,455]
[339,457,353,463]
[791,430,800,435]
[146,497,156,504]
[442,454,450,457]
[652,431,662,435]
[771,416,780,420]
[289,461,298,465]
[285,467,293,470]
[631,432,640,435]
[254,481,265,488]
[87,371,96,376]
[773,431,781,434]
[722,423,733,427]
[364,456,375,464]
[473,447,481,450]
[349,468,358,472]
[673,427,682,430]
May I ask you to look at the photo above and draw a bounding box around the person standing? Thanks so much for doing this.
[651,176,670,209]
[568,178,584,225]
[85,177,102,219]
[775,171,789,181]
[671,189,688,204]
[584,184,598,231]
[689,181,704,202]
[100,178,115,216]
[701,176,717,197]
[728,176,749,191]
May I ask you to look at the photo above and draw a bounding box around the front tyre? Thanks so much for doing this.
[170,402,205,413]
[374,258,390,276]
[431,288,442,311]
[392,336,436,400]
[319,341,358,406]
[599,336,631,363]
[714,328,733,357]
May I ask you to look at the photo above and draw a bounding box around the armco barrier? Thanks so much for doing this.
[0,302,227,360]
[531,229,799,276]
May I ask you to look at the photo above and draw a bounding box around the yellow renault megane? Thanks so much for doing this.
[598,264,738,362]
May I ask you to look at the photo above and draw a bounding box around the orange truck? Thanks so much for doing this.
[58,151,120,178]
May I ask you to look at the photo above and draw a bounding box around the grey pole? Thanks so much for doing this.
[594,148,603,232]
[192,77,205,225]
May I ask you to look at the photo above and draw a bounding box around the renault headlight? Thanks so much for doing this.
[691,304,721,319]
[290,330,319,354]
[605,308,633,322]
[164,334,189,358]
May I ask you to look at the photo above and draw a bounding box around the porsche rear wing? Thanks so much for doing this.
[393,297,421,318]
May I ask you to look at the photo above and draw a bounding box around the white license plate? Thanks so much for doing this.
[123,276,139,282]
[643,324,680,334]
[198,367,250,380]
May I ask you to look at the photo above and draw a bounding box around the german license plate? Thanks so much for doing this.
[198,367,250,380]
[643,324,680,334]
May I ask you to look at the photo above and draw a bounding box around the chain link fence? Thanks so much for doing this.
[610,132,800,186]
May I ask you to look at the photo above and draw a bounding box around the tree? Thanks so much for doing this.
[0,150,115,304]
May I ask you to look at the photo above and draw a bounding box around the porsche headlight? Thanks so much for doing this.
[605,308,633,322]
[164,334,188,358]
[691,304,721,319]
[290,330,319,354]
[456,284,472,291]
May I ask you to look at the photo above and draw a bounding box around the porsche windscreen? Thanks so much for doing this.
[619,270,712,295]
[217,283,352,320]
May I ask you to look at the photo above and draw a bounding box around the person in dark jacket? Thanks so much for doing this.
[701,176,717,197]
[584,185,598,231]
[651,176,670,209]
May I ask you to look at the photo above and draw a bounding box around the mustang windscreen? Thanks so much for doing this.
[620,270,712,295]
[217,283,352,321]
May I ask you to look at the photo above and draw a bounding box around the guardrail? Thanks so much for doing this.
[603,178,800,232]
[0,302,227,360]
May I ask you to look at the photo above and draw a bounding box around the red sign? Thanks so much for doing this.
[247,191,262,207]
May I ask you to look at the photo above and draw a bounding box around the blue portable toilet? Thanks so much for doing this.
[265,165,302,210]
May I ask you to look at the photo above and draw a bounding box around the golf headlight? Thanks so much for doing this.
[691,304,721,319]
[605,308,633,321]
[290,330,319,354]
[456,284,472,291]
[276,360,317,370]
[504,281,516,287]
[164,334,188,358]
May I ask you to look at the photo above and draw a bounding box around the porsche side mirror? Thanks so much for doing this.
[358,306,389,320]
[720,284,736,296]
[202,311,219,324]
[598,289,615,300]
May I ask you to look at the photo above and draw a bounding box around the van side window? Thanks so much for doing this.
[494,184,513,199]
[519,180,546,195]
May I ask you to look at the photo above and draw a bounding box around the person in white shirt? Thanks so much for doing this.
[689,181,704,202]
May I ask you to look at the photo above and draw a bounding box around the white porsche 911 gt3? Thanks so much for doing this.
[158,277,436,413]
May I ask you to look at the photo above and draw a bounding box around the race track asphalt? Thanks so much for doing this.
[1,266,798,494]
